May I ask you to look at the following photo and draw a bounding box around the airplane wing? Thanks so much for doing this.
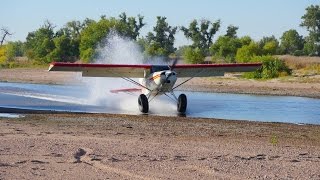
[172,63,261,77]
[48,62,151,78]
[48,62,261,78]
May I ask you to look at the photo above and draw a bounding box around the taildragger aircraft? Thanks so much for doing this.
[49,61,261,113]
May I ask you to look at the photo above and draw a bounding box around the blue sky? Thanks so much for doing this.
[1,0,318,47]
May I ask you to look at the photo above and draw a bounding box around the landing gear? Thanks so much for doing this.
[177,94,187,113]
[138,94,149,113]
[138,93,187,114]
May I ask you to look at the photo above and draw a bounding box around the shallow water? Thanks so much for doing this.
[0,113,23,118]
[0,82,319,125]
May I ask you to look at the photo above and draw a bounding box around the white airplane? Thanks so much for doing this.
[48,61,261,113]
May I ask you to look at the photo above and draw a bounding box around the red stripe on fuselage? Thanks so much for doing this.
[149,74,161,81]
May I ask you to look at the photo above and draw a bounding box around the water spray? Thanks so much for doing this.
[82,32,175,113]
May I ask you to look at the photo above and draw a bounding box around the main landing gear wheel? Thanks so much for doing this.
[177,94,187,113]
[138,94,149,113]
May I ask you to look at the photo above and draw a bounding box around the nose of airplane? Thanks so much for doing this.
[166,71,176,78]
[165,72,176,83]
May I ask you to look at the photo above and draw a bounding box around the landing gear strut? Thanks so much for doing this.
[177,94,187,113]
[138,94,149,113]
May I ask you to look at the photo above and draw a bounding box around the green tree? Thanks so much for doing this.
[280,29,304,55]
[66,21,83,39]
[300,5,320,56]
[181,19,220,53]
[175,45,189,57]
[80,14,145,62]
[119,12,145,40]
[258,36,279,55]
[303,36,318,55]
[263,41,278,55]
[239,36,253,46]
[48,35,73,62]
[183,47,205,64]
[64,20,83,58]
[25,21,55,63]
[137,37,148,52]
[80,17,122,62]
[145,16,177,57]
[236,42,260,62]
[5,41,24,61]
[210,36,241,62]
[54,22,85,61]
[225,25,239,38]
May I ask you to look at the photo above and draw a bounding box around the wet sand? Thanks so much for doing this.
[0,68,320,179]
[0,114,320,179]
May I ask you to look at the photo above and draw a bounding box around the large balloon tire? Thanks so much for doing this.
[177,94,187,113]
[138,94,149,113]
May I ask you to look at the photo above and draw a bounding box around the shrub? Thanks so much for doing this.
[0,45,7,64]
[243,56,292,79]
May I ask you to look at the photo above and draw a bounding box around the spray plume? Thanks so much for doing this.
[82,32,175,114]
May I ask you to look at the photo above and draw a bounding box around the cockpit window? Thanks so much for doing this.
[151,65,170,73]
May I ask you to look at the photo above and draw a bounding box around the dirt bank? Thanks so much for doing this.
[0,114,319,179]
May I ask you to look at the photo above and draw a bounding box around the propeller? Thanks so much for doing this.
[165,58,178,83]
[169,58,178,71]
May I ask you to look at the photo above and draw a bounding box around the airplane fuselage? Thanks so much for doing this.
[140,70,177,96]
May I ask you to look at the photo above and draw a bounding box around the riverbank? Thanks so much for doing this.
[0,114,319,179]
[1,68,320,98]
[1,67,320,179]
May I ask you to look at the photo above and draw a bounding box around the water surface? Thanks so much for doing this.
[0,82,319,125]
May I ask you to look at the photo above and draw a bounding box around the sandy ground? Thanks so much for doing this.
[1,68,320,179]
[0,114,320,179]
[1,68,320,98]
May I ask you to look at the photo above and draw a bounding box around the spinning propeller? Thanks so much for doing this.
[165,58,178,83]
[169,58,178,71]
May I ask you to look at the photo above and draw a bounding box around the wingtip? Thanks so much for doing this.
[48,64,54,71]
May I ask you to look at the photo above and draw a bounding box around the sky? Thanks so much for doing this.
[1,0,319,47]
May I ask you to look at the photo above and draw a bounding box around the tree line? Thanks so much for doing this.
[0,4,319,67]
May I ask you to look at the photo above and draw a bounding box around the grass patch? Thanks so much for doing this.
[270,134,278,146]
[277,55,320,70]
[0,57,48,69]
[301,64,320,75]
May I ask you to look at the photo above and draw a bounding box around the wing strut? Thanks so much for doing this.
[103,69,151,91]
[172,69,206,90]
[121,76,151,91]
[172,77,194,90]
[148,91,160,103]
[163,92,178,103]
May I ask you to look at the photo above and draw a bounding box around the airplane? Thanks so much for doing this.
[48,60,261,113]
